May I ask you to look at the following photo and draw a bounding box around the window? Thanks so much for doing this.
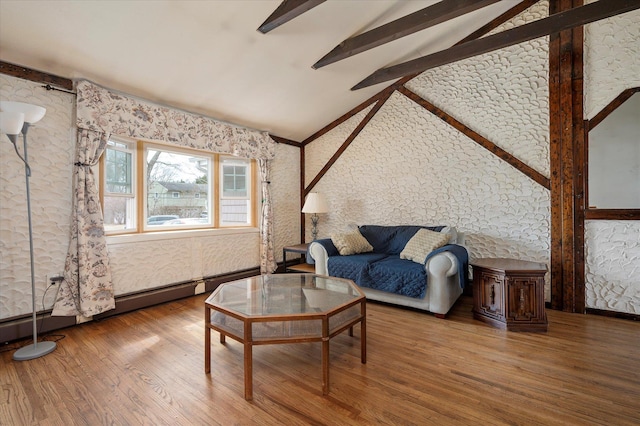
[220,157,252,226]
[101,138,256,234]
[103,139,136,232]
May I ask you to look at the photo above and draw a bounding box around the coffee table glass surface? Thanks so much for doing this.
[204,273,366,400]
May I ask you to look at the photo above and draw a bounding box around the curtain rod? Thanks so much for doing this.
[43,84,76,95]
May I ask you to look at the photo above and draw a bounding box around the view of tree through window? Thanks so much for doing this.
[145,147,210,226]
[102,138,254,234]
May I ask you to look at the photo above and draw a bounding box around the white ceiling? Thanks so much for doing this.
[0,1,519,141]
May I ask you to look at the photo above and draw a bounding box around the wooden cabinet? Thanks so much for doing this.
[472,258,548,332]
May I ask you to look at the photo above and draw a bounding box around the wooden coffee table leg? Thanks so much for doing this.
[204,306,211,374]
[244,342,252,400]
[361,302,367,364]
[322,319,330,395]
[244,320,253,400]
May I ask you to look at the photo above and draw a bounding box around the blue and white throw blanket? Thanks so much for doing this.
[325,243,468,299]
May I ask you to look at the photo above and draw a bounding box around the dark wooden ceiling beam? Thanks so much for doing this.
[588,87,639,131]
[313,0,500,69]
[257,0,326,34]
[455,0,540,45]
[302,1,537,144]
[270,135,302,147]
[353,0,640,90]
[0,60,73,91]
[304,91,393,195]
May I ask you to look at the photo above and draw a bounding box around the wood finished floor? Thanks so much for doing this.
[1,295,639,425]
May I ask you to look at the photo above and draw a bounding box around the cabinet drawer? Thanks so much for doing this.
[474,271,505,321]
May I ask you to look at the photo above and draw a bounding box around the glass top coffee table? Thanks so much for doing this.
[204,273,366,400]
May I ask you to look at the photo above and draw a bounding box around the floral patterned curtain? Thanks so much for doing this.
[52,129,115,316]
[259,159,277,273]
[53,80,277,317]
[75,80,275,160]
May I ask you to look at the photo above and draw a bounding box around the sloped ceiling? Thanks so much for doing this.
[0,0,519,141]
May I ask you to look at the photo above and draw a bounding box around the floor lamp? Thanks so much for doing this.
[0,101,57,361]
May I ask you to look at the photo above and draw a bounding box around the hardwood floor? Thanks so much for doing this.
[2,295,639,425]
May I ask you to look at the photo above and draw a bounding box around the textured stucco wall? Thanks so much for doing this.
[585,221,640,314]
[305,1,552,297]
[1,75,75,318]
[271,142,302,259]
[107,231,260,295]
[1,75,301,318]
[584,7,640,119]
[583,8,640,313]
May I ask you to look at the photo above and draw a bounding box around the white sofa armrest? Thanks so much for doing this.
[425,251,463,315]
[426,251,458,277]
[308,241,329,275]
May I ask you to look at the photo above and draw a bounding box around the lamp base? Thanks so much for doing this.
[13,340,57,361]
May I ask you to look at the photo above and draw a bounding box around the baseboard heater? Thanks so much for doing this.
[0,267,260,344]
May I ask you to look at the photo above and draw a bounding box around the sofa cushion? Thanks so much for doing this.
[328,253,388,286]
[328,253,426,298]
[367,255,427,298]
[331,229,373,255]
[359,225,445,254]
[400,228,450,264]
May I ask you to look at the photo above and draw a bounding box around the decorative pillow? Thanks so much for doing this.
[331,229,373,256]
[400,228,450,264]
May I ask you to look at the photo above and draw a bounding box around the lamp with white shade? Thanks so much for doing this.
[0,100,57,361]
[302,192,329,241]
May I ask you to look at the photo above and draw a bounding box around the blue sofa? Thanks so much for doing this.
[308,225,468,317]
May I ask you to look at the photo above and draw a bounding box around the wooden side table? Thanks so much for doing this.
[282,243,315,273]
[472,258,548,332]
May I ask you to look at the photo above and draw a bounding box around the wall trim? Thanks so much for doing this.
[0,267,260,344]
[586,308,639,322]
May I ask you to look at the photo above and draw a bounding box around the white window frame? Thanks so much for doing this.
[101,138,256,235]
[219,156,252,227]
[102,137,137,234]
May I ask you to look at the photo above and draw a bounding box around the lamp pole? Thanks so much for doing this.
[1,101,57,360]
[12,122,57,361]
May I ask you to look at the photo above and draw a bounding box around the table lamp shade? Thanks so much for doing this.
[302,193,329,214]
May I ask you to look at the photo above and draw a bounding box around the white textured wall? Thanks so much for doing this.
[107,231,260,295]
[1,75,75,318]
[584,7,640,119]
[584,7,640,313]
[406,0,550,178]
[271,142,303,260]
[305,2,551,298]
[305,105,374,185]
[1,75,301,318]
[585,221,640,314]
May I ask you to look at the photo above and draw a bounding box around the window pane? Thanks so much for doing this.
[103,196,136,232]
[104,139,136,233]
[222,163,248,197]
[106,144,133,194]
[220,157,251,226]
[146,146,211,228]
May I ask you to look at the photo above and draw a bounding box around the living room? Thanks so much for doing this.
[1,1,639,424]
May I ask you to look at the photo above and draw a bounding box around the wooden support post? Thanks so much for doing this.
[549,0,586,313]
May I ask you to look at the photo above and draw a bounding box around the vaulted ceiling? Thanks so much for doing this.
[2,1,636,142]
[1,1,532,141]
